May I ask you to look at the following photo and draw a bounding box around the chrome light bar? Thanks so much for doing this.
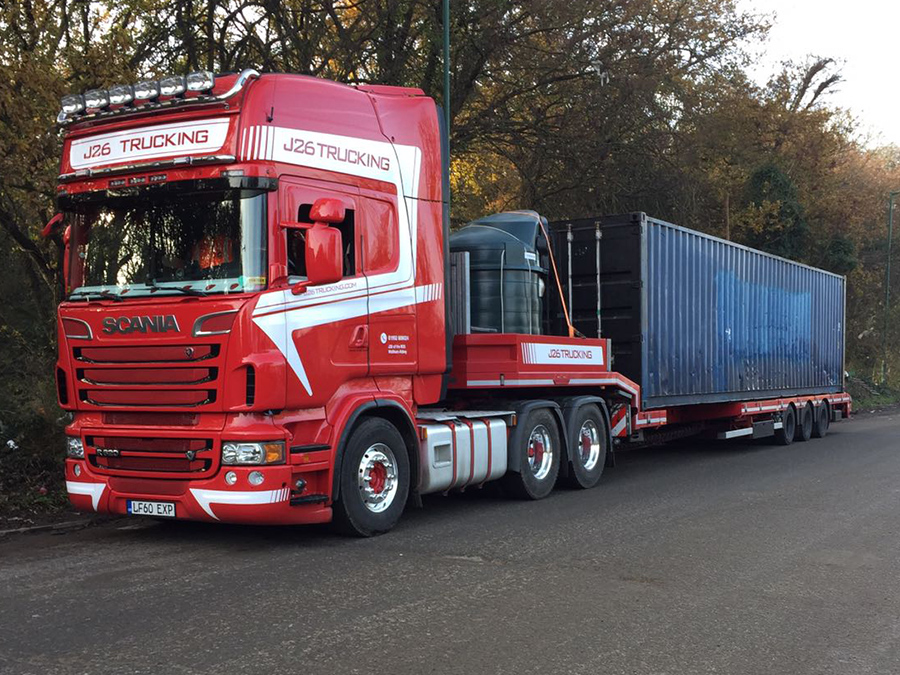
[57,69,259,126]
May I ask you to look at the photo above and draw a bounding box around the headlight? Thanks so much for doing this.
[221,441,285,465]
[66,436,84,459]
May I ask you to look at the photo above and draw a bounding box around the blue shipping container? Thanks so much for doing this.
[549,213,845,409]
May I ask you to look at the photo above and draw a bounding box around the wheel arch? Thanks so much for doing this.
[506,399,564,474]
[552,396,612,477]
[331,398,419,502]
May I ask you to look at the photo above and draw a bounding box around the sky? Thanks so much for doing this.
[740,0,900,146]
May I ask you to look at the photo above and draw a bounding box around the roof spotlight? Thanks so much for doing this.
[134,80,160,100]
[60,94,85,115]
[186,71,216,92]
[108,84,135,106]
[83,89,110,109]
[159,75,186,97]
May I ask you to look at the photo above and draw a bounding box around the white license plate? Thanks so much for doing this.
[127,500,176,518]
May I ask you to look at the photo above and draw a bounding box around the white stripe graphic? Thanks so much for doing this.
[190,487,291,520]
[254,284,441,396]
[66,481,106,510]
[246,126,424,396]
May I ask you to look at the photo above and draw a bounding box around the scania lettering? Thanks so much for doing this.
[50,70,851,536]
[101,315,180,334]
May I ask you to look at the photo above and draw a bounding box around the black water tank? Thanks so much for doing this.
[450,211,549,334]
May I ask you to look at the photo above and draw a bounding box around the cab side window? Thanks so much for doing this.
[360,197,399,275]
[286,227,307,279]
[286,203,357,280]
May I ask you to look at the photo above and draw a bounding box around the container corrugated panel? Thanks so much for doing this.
[549,213,846,409]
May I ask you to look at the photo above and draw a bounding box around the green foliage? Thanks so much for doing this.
[822,234,858,275]
[740,163,809,259]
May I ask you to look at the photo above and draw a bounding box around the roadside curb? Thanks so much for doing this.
[0,517,98,539]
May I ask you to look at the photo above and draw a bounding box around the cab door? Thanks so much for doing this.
[359,189,417,374]
[279,177,368,405]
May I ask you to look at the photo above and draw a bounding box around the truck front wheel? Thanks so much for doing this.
[332,417,410,537]
[503,408,561,500]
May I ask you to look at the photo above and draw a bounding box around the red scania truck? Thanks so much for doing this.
[51,70,851,535]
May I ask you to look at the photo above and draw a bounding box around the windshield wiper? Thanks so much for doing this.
[68,289,125,302]
[145,278,209,297]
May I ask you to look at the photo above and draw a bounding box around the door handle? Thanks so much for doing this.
[349,324,368,349]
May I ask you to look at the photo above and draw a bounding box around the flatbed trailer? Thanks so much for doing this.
[50,70,850,535]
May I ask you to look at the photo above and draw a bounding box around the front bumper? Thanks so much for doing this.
[65,460,331,525]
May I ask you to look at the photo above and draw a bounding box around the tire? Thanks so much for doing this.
[795,402,813,442]
[332,417,410,537]
[564,404,608,489]
[812,402,830,438]
[774,405,796,446]
[503,408,561,500]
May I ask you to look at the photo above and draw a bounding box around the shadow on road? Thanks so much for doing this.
[94,425,849,551]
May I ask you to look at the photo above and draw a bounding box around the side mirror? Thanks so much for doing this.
[305,224,343,287]
[41,213,64,238]
[310,198,346,224]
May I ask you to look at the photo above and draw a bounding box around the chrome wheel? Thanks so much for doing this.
[357,443,398,513]
[578,419,601,471]
[527,425,554,480]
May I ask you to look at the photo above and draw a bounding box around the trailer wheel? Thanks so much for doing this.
[775,405,796,446]
[812,402,830,438]
[564,405,608,489]
[332,417,410,537]
[503,408,561,500]
[795,402,813,442]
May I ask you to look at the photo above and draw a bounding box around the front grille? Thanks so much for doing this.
[81,367,216,386]
[75,344,218,363]
[72,343,222,410]
[103,412,199,426]
[80,388,215,407]
[86,435,215,477]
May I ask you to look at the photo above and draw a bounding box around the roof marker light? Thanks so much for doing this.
[186,71,215,92]
[60,94,85,115]
[160,75,186,97]
[108,84,134,106]
[134,80,160,100]
[83,89,109,109]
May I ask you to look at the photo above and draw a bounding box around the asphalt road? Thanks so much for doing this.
[2,410,900,675]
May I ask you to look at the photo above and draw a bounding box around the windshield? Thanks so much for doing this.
[63,181,269,299]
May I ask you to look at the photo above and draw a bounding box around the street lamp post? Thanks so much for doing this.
[442,0,451,214]
[443,0,450,134]
[882,190,900,383]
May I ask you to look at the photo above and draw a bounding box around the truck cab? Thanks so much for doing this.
[56,70,449,532]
